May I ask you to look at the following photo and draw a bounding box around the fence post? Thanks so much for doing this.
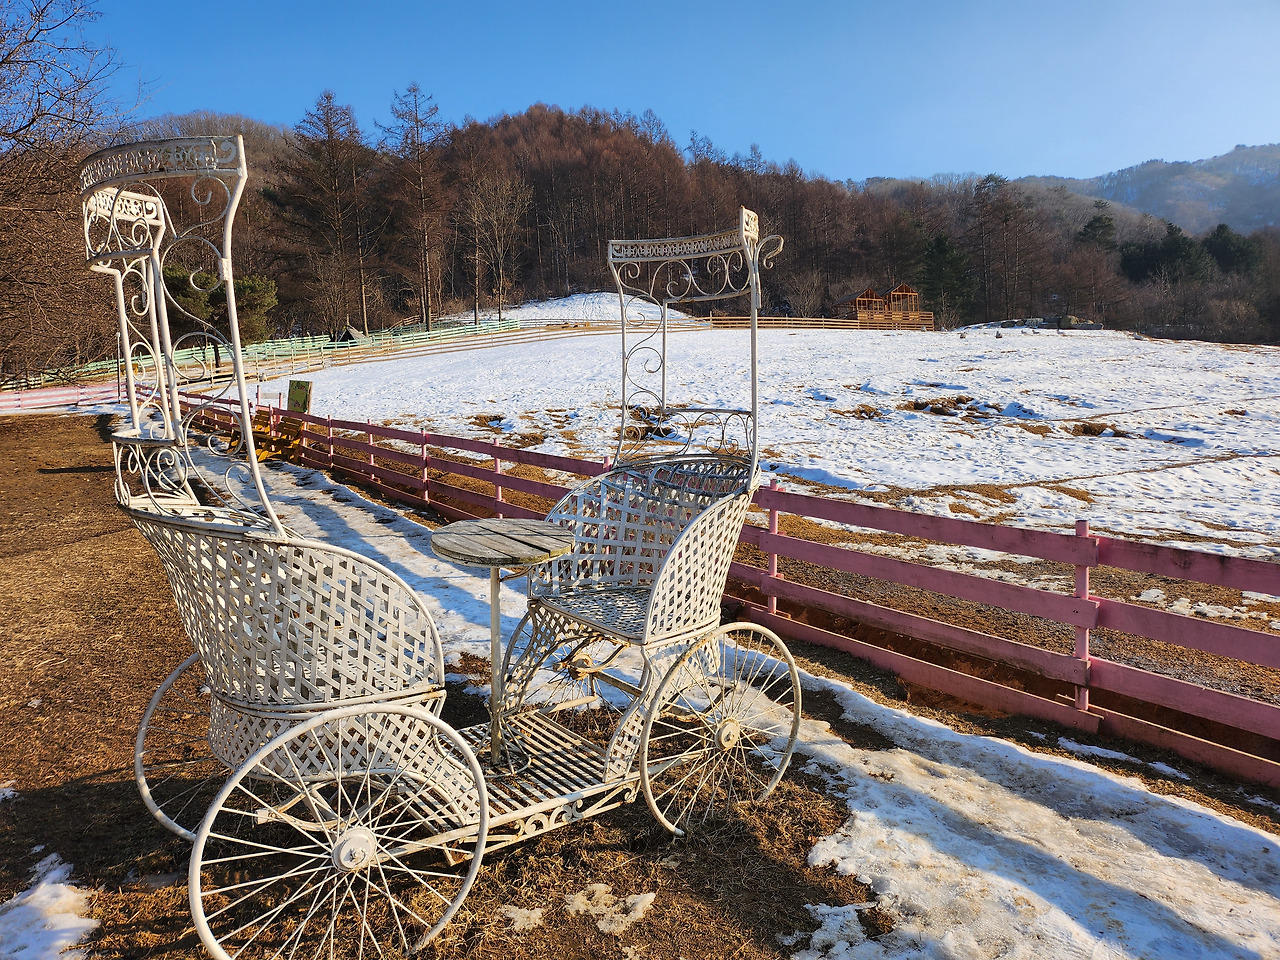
[325,417,334,471]
[768,477,780,614]
[420,430,431,506]
[494,454,504,519]
[1074,518,1092,713]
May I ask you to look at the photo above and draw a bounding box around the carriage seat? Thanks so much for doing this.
[530,455,756,647]
[128,507,447,769]
[536,586,652,642]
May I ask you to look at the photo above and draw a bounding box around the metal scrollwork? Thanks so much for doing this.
[607,207,782,469]
[80,136,283,535]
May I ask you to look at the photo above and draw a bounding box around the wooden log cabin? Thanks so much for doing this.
[831,282,935,330]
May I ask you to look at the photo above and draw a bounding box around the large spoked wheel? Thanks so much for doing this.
[502,613,634,739]
[190,704,488,959]
[640,624,801,837]
[135,652,224,841]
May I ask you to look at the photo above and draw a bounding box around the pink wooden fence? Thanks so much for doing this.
[195,401,1280,787]
[0,382,121,413]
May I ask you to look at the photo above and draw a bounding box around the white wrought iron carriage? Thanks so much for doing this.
[84,136,800,958]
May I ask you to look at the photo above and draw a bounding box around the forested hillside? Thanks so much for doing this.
[4,4,1280,383]
[1023,144,1280,235]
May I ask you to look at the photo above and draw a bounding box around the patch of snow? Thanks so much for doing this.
[790,670,1280,959]
[792,902,870,958]
[1149,762,1192,781]
[437,292,685,327]
[564,884,655,935]
[498,905,544,931]
[1001,401,1044,419]
[0,782,15,803]
[0,854,98,960]
[1167,597,1260,620]
[1057,738,1142,765]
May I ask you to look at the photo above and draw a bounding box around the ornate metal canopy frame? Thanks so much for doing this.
[606,207,783,472]
[80,136,284,534]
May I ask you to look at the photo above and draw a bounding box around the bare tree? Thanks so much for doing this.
[383,83,444,330]
[0,0,121,382]
[461,174,531,322]
[273,92,383,336]
[783,270,826,318]
[1,0,118,148]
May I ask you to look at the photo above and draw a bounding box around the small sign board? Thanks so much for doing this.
[287,379,312,414]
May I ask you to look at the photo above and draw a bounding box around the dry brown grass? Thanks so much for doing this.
[830,405,883,420]
[1070,421,1129,438]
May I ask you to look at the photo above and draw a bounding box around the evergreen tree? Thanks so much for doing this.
[1075,201,1117,251]
[1201,223,1261,276]
[1120,223,1213,284]
[919,233,976,327]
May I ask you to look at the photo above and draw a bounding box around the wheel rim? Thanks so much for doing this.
[135,652,224,841]
[190,705,488,959]
[640,625,801,836]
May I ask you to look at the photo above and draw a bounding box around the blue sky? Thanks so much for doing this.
[88,0,1280,182]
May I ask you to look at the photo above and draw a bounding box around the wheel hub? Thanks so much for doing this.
[331,826,379,873]
[567,651,594,681]
[715,718,741,752]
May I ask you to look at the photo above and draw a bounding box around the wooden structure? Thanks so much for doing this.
[831,282,935,330]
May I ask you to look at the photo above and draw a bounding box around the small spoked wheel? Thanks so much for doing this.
[190,704,488,959]
[640,624,801,836]
[135,652,223,841]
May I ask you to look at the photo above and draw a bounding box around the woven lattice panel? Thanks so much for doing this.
[133,515,447,766]
[533,456,752,597]
[642,492,754,642]
[537,587,651,642]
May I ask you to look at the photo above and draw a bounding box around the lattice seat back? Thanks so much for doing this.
[641,485,755,643]
[533,456,752,601]
[132,514,445,711]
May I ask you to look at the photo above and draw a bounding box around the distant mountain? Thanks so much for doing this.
[1021,144,1280,235]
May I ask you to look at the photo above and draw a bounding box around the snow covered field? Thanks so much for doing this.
[263,297,1280,560]
[436,291,686,326]
[225,459,1280,960]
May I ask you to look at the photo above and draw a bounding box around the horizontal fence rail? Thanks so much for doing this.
[189,399,1280,787]
[711,315,936,331]
[0,382,121,413]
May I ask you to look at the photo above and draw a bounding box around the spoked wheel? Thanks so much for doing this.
[502,613,635,741]
[190,704,488,959]
[135,652,224,841]
[640,624,801,837]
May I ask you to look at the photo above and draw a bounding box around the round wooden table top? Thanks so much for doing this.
[430,517,575,569]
